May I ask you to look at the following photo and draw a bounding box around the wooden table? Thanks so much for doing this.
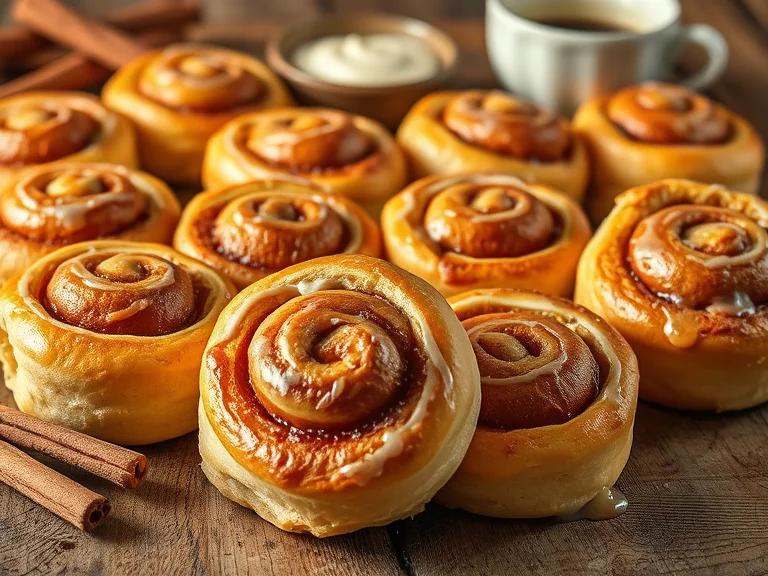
[2,2,768,574]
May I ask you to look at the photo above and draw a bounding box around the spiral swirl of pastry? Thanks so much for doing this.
[202,108,407,217]
[597,180,768,332]
[243,108,373,169]
[0,92,136,181]
[575,179,768,411]
[572,84,764,223]
[0,241,235,445]
[102,44,292,185]
[381,173,591,296]
[138,45,265,114]
[463,312,599,430]
[200,256,479,498]
[174,179,381,289]
[438,288,638,518]
[1,165,149,243]
[396,91,589,202]
[45,251,195,336]
[0,101,98,165]
[607,83,731,145]
[442,91,571,162]
[629,203,768,312]
[0,163,180,285]
[423,179,554,259]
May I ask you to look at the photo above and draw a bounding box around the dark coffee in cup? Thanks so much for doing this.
[535,17,639,33]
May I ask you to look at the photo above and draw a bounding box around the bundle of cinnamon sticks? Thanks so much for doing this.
[0,404,148,533]
[0,0,201,99]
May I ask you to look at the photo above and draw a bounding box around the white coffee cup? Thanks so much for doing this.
[486,0,728,115]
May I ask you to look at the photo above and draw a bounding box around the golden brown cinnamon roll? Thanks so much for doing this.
[573,83,765,222]
[173,179,381,290]
[397,91,589,201]
[381,172,591,297]
[198,254,481,536]
[437,288,638,519]
[576,179,768,411]
[0,91,137,188]
[102,44,293,185]
[203,107,407,218]
[0,241,235,445]
[0,163,181,284]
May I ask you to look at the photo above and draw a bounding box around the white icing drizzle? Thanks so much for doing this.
[315,378,347,410]
[14,175,136,232]
[221,286,301,342]
[454,293,622,404]
[217,275,455,485]
[250,334,300,395]
[469,204,526,223]
[224,190,363,255]
[17,247,178,322]
[396,173,559,258]
[260,116,342,146]
[296,277,337,295]
[653,208,767,269]
[706,291,756,316]
[104,298,150,323]
[69,258,175,291]
[466,319,566,385]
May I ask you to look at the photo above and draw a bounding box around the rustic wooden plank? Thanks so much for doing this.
[0,379,402,576]
[739,0,768,34]
[399,403,768,576]
[1,2,768,574]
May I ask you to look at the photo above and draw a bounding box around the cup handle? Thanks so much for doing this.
[676,24,729,91]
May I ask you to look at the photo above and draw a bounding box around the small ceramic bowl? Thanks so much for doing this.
[267,13,458,129]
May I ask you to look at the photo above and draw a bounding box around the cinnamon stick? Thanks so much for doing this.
[12,0,148,70]
[0,405,148,489]
[0,0,199,62]
[0,28,186,99]
[0,439,110,533]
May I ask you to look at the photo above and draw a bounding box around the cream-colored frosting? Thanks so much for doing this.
[292,34,440,87]
[453,292,623,405]
[215,276,455,485]
[466,318,568,385]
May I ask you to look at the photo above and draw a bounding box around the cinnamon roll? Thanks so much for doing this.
[437,288,638,519]
[199,254,481,536]
[0,163,181,284]
[102,44,293,185]
[173,179,381,290]
[0,241,235,445]
[381,172,591,297]
[0,91,137,188]
[573,82,765,222]
[203,107,407,218]
[397,90,589,201]
[575,179,768,411]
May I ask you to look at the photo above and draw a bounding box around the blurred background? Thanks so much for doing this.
[0,0,765,141]
[0,0,484,21]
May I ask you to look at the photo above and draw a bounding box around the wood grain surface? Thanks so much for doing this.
[1,1,768,575]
